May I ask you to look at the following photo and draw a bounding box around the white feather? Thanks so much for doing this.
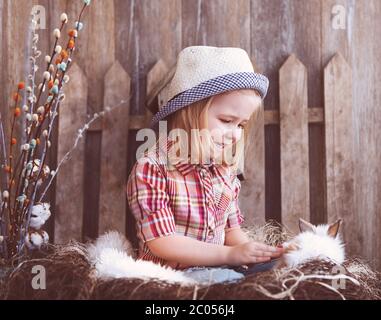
[88,230,136,259]
[87,231,196,285]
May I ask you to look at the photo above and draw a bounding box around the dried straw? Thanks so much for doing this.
[1,222,380,300]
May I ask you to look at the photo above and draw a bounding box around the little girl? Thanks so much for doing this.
[127,46,284,284]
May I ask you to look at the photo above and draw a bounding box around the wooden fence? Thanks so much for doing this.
[0,0,380,271]
[30,51,358,256]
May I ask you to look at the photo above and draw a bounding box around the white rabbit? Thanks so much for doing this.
[279,218,345,268]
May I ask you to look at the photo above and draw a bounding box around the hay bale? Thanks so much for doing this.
[2,246,380,300]
[0,259,11,300]
[1,222,380,300]
[90,258,381,300]
[241,220,293,246]
[2,242,97,300]
[92,278,196,300]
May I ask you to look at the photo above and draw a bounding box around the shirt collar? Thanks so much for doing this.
[174,160,221,177]
[157,136,226,177]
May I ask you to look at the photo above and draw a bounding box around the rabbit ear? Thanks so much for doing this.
[299,218,315,233]
[328,219,342,238]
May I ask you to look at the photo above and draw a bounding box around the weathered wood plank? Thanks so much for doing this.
[115,0,181,116]
[279,54,309,233]
[324,53,356,254]
[236,54,266,225]
[0,0,35,181]
[115,0,182,247]
[251,0,324,225]
[322,0,353,67]
[350,0,381,272]
[66,0,115,240]
[146,59,172,114]
[98,61,131,235]
[55,63,87,243]
[264,108,324,125]
[323,0,381,271]
[182,0,251,53]
[240,105,265,226]
[66,0,115,116]
[128,115,151,130]
[251,0,322,111]
[320,1,355,228]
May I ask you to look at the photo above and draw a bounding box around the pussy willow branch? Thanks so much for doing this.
[12,52,41,184]
[0,4,90,257]
[6,87,24,231]
[38,100,128,203]
[27,2,88,188]
[16,20,66,204]
[12,17,65,205]
[22,17,81,219]
[9,15,41,225]
[28,19,40,116]
[11,18,41,223]
[32,21,65,120]
[0,113,9,257]
[24,88,62,221]
[16,4,89,254]
[17,95,61,255]
[0,113,8,184]
[16,12,73,228]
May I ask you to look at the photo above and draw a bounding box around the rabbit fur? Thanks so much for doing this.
[279,218,345,268]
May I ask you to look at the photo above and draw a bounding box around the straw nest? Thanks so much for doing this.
[1,221,380,300]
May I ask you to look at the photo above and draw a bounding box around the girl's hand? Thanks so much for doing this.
[227,241,284,266]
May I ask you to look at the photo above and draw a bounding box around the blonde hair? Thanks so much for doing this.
[164,89,262,172]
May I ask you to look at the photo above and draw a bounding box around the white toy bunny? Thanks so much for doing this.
[29,202,51,229]
[279,218,345,268]
[25,229,49,249]
[25,202,51,249]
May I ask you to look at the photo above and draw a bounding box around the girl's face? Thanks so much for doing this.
[207,90,262,151]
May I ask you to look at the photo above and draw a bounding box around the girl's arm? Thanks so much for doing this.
[128,159,282,267]
[147,234,283,267]
[224,227,251,246]
[147,235,232,267]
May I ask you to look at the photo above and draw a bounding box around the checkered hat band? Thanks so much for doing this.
[150,72,269,128]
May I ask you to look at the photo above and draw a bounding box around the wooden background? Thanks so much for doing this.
[0,0,380,271]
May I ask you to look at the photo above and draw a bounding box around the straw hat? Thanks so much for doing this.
[150,45,269,128]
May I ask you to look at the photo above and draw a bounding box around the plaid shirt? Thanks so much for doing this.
[126,138,244,270]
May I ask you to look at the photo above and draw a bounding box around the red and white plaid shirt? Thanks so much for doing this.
[126,138,244,270]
